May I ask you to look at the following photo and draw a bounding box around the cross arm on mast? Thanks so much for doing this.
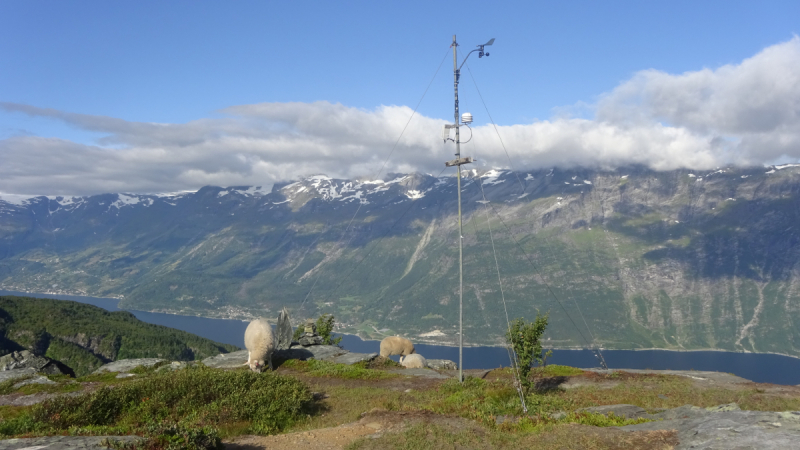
[445,156,474,167]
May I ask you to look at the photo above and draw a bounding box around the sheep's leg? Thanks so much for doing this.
[268,355,274,371]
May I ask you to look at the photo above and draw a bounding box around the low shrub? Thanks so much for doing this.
[3,366,313,437]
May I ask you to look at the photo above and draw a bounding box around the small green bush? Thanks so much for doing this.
[505,313,550,388]
[315,314,342,346]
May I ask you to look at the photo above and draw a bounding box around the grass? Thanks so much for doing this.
[535,365,585,377]
[15,381,82,396]
[280,359,399,380]
[1,362,799,449]
[0,365,314,442]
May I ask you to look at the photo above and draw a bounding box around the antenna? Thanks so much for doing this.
[443,35,493,383]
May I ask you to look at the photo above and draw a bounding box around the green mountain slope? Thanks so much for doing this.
[0,166,799,357]
[0,296,239,375]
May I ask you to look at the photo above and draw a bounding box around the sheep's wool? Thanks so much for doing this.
[244,318,276,372]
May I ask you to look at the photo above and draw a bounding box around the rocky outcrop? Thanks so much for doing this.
[426,359,458,370]
[201,345,377,369]
[0,350,69,375]
[573,402,800,449]
[275,307,293,350]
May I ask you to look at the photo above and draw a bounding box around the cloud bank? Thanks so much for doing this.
[2,37,799,196]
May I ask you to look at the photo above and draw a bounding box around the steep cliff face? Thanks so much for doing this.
[1,166,799,355]
[58,333,121,361]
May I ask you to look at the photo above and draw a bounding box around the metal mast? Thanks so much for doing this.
[443,35,493,382]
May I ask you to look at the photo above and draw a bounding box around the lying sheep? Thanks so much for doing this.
[244,317,275,372]
[380,336,415,357]
[400,353,427,369]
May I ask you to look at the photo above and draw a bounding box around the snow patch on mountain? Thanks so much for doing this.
[0,193,37,206]
[481,170,506,186]
[774,164,800,170]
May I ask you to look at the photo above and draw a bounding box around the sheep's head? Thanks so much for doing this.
[248,360,264,372]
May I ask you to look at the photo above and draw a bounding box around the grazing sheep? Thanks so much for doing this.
[400,353,427,369]
[244,318,275,372]
[379,336,415,357]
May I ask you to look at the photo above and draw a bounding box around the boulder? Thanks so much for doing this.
[0,350,68,375]
[427,359,458,370]
[156,361,195,372]
[275,307,293,350]
[298,335,324,346]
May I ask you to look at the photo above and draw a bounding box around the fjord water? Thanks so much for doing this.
[4,290,800,385]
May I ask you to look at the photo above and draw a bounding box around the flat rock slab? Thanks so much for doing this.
[0,435,144,449]
[620,410,800,450]
[0,367,37,383]
[202,350,248,369]
[585,368,751,384]
[388,368,451,379]
[93,358,165,374]
[332,352,378,365]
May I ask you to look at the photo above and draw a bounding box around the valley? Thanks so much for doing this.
[1,165,799,357]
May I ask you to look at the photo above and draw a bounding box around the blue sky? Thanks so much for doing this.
[1,1,799,196]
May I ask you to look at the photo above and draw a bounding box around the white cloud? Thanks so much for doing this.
[1,37,799,196]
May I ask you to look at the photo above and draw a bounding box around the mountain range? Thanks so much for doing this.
[1,164,799,356]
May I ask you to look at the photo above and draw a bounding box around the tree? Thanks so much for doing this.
[315,313,342,346]
[505,312,550,387]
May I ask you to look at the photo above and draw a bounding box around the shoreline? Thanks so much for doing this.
[3,288,800,362]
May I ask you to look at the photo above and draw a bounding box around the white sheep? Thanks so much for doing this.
[379,336,415,357]
[244,317,275,372]
[400,353,427,369]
